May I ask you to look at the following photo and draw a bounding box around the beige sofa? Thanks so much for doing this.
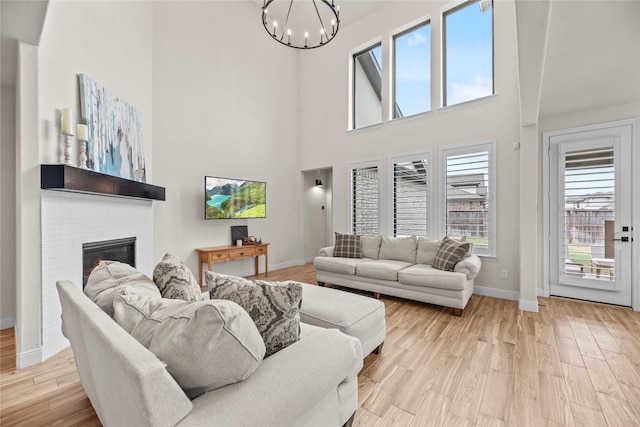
[314,236,482,312]
[57,280,362,427]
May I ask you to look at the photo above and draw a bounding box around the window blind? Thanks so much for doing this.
[444,149,491,253]
[393,158,429,237]
[352,166,380,236]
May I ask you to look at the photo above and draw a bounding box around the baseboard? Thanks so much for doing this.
[0,316,15,330]
[16,347,43,369]
[474,285,519,301]
[519,299,539,313]
[303,256,315,264]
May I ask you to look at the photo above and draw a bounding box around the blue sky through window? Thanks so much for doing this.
[394,23,431,117]
[445,1,493,105]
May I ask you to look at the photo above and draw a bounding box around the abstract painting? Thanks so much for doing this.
[78,74,146,182]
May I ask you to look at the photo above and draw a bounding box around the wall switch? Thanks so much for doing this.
[500,269,508,279]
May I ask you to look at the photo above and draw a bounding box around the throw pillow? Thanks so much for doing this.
[333,232,362,259]
[153,253,202,302]
[416,237,440,265]
[378,236,418,263]
[83,261,161,317]
[432,236,472,271]
[113,294,265,399]
[361,235,382,259]
[206,271,302,357]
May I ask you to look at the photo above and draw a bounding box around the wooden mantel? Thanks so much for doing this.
[41,164,165,201]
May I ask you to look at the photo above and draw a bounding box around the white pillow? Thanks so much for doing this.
[113,294,265,399]
[378,236,418,263]
[361,235,382,259]
[83,261,161,317]
[416,238,440,265]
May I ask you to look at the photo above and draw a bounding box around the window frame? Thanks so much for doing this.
[388,152,432,237]
[348,159,383,235]
[441,0,494,108]
[440,141,496,257]
[350,40,383,131]
[390,17,432,121]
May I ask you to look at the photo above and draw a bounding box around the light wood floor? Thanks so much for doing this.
[2,263,640,426]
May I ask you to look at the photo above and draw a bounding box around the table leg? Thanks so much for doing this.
[254,256,259,276]
[199,257,204,286]
[265,253,268,277]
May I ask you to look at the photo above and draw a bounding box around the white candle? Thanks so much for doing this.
[77,124,88,141]
[61,108,73,135]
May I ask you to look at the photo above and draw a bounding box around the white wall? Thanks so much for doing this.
[13,0,154,366]
[297,0,522,299]
[151,1,301,279]
[1,85,16,329]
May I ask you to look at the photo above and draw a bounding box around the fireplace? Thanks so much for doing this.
[82,237,136,287]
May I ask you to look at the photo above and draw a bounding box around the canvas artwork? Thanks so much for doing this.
[78,74,146,182]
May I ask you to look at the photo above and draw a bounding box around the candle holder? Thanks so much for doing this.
[63,132,74,166]
[78,137,88,169]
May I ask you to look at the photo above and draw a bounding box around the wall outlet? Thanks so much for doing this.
[500,269,508,279]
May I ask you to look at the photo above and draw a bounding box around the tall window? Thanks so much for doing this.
[443,0,493,106]
[393,21,431,119]
[352,43,382,129]
[349,161,381,235]
[441,143,495,256]
[391,154,430,237]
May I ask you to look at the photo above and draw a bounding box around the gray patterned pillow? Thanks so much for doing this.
[433,236,471,271]
[333,232,362,258]
[205,271,302,357]
[153,253,202,302]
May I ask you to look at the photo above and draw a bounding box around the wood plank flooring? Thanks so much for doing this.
[2,263,640,426]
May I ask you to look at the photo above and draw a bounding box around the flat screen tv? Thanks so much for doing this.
[205,176,266,219]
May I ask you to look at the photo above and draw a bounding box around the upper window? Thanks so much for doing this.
[393,21,431,119]
[441,143,495,257]
[349,160,381,235]
[443,0,493,106]
[390,153,431,237]
[352,43,382,130]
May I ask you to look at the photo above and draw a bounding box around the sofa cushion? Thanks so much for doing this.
[361,236,382,260]
[333,233,362,258]
[113,294,265,399]
[416,237,440,265]
[314,256,369,275]
[153,253,202,302]
[433,236,471,271]
[206,272,302,357]
[398,264,468,291]
[83,261,161,317]
[378,236,417,263]
[356,259,414,281]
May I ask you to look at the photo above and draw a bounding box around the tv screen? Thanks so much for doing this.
[205,176,266,219]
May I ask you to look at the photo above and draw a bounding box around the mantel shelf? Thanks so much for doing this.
[41,164,166,201]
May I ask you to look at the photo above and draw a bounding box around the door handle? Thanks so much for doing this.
[613,237,631,242]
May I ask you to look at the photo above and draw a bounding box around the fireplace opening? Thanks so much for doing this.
[82,237,136,288]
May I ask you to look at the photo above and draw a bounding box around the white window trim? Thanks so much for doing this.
[388,152,432,237]
[348,37,383,131]
[389,15,431,122]
[440,141,496,257]
[440,0,494,108]
[348,158,383,235]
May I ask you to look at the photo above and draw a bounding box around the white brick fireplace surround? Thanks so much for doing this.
[41,191,154,360]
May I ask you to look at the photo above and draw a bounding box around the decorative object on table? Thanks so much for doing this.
[76,123,89,169]
[315,179,323,187]
[231,225,249,245]
[205,176,266,219]
[60,108,74,166]
[78,74,146,182]
[261,0,340,49]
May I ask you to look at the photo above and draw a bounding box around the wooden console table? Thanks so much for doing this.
[196,243,269,285]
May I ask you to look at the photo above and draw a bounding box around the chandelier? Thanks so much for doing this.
[262,0,341,49]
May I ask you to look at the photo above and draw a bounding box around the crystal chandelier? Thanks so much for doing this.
[262,0,341,49]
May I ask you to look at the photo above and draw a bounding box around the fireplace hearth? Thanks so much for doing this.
[82,237,136,287]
